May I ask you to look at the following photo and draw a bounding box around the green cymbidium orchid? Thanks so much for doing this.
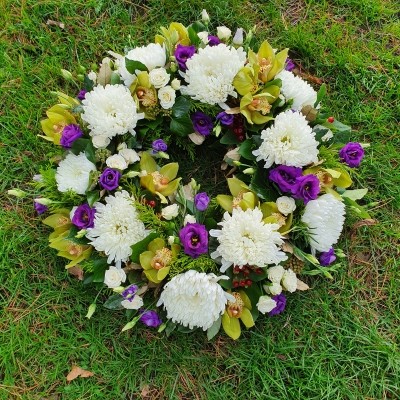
[260,202,293,234]
[129,71,158,117]
[155,22,190,57]
[140,237,180,284]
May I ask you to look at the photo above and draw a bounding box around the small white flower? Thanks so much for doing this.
[161,204,179,220]
[197,31,209,44]
[267,265,285,283]
[149,67,170,88]
[104,266,126,288]
[217,26,231,40]
[257,296,277,314]
[119,148,140,164]
[276,196,296,216]
[106,154,128,170]
[70,206,78,221]
[168,236,176,246]
[88,70,97,83]
[281,269,297,293]
[121,295,143,310]
[91,135,111,149]
[183,214,196,225]
[201,9,210,23]
[232,28,244,45]
[158,85,176,109]
[264,282,283,295]
[170,78,181,90]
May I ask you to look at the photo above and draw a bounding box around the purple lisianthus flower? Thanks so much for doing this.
[291,174,320,204]
[194,192,210,211]
[319,248,336,266]
[60,124,83,149]
[207,35,221,46]
[122,285,138,300]
[269,165,303,193]
[34,200,48,215]
[285,58,296,71]
[139,310,162,328]
[77,89,87,100]
[191,112,213,136]
[339,142,364,168]
[179,223,208,258]
[216,111,234,126]
[72,203,96,229]
[99,168,121,191]
[152,139,168,153]
[174,44,196,71]
[268,294,287,316]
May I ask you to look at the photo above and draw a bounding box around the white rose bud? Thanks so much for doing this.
[119,148,140,164]
[201,9,210,24]
[264,282,283,296]
[170,78,181,90]
[217,26,231,40]
[158,85,176,109]
[106,154,128,170]
[161,204,179,220]
[92,135,111,149]
[256,296,277,314]
[183,214,196,225]
[104,266,126,288]
[267,265,285,283]
[168,236,176,246]
[232,28,244,45]
[121,295,144,310]
[149,67,170,89]
[276,196,296,216]
[87,70,97,83]
[282,269,297,293]
[197,31,209,44]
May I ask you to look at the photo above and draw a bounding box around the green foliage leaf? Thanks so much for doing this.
[187,21,206,45]
[315,83,327,107]
[103,294,124,310]
[250,168,277,201]
[172,96,191,118]
[341,189,368,201]
[238,139,257,161]
[207,316,222,341]
[165,320,177,336]
[86,190,100,207]
[220,130,240,145]
[343,197,371,219]
[170,115,193,137]
[125,58,148,74]
[130,232,159,263]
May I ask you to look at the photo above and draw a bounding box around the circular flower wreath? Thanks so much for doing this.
[22,12,369,340]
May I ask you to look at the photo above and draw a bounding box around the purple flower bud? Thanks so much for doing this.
[194,192,210,211]
[216,111,234,126]
[122,285,138,300]
[72,203,96,229]
[179,223,208,258]
[191,111,213,136]
[139,310,162,328]
[339,142,364,168]
[99,168,121,191]
[34,200,48,215]
[269,165,303,193]
[152,139,168,152]
[268,294,286,316]
[174,44,196,71]
[207,35,221,46]
[319,248,336,266]
[77,89,87,100]
[60,124,83,149]
[285,58,296,71]
[291,174,320,204]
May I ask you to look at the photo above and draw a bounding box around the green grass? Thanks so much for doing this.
[1,0,399,398]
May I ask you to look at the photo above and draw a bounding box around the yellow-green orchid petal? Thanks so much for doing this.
[216,195,234,213]
[233,66,258,96]
[258,40,275,61]
[155,191,169,204]
[250,112,274,125]
[228,177,248,197]
[157,267,170,281]
[239,308,255,329]
[140,175,156,193]
[267,48,289,81]
[43,212,71,230]
[55,91,80,107]
[260,202,279,218]
[333,169,352,188]
[239,291,252,310]
[222,311,241,340]
[263,215,279,225]
[148,238,165,253]
[169,22,190,45]
[325,187,343,200]
[279,213,293,234]
[159,162,179,181]
[144,268,161,284]
[137,71,151,88]
[140,152,158,173]
[161,178,181,196]
[171,244,181,257]
[140,251,154,270]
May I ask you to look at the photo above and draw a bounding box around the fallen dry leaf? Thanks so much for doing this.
[296,278,310,291]
[67,266,84,281]
[66,366,94,382]
[46,19,65,29]
[351,219,377,230]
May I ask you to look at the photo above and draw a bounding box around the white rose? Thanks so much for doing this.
[92,135,110,149]
[197,31,209,44]
[267,265,285,283]
[217,26,231,40]
[149,67,170,89]
[106,154,128,170]
[161,204,179,220]
[232,28,244,45]
[88,70,97,83]
[264,282,283,296]
[158,86,176,109]
[183,214,196,225]
[201,9,210,23]
[282,269,297,293]
[256,296,277,314]
[119,148,140,164]
[170,78,181,90]
[121,295,144,310]
[276,196,296,216]
[104,266,126,288]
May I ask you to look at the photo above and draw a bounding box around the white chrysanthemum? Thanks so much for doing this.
[267,265,285,283]
[276,70,318,111]
[210,207,287,272]
[56,152,96,195]
[157,271,231,330]
[86,191,147,263]
[253,110,319,168]
[81,84,144,145]
[118,43,166,87]
[180,44,246,105]
[301,193,346,253]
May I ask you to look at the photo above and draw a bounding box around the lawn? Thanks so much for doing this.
[1,0,399,399]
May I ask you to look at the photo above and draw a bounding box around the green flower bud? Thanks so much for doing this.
[7,189,27,198]
[85,303,96,319]
[61,69,73,81]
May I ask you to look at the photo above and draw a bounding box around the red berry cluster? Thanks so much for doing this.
[232,264,263,288]
[142,198,157,208]
[231,114,246,142]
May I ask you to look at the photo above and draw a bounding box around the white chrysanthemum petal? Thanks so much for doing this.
[81,84,144,144]
[56,152,96,195]
[276,70,318,111]
[253,110,319,168]
[301,193,346,253]
[210,208,287,270]
[181,44,246,105]
[157,270,228,331]
[86,191,147,263]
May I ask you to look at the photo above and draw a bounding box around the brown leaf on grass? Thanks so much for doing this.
[67,266,84,281]
[66,365,94,382]
[352,219,377,230]
[46,19,65,29]
[140,385,151,398]
[282,242,294,253]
